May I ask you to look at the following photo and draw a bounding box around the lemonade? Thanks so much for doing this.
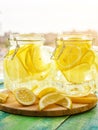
[4,33,98,97]
[4,34,52,91]
[53,33,97,96]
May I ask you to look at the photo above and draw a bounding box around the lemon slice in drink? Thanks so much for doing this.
[4,55,29,81]
[56,97,72,109]
[39,92,64,110]
[80,50,95,65]
[63,63,90,84]
[14,87,36,105]
[33,46,52,72]
[16,44,36,74]
[56,45,81,70]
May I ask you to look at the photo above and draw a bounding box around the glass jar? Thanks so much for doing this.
[92,45,98,92]
[4,34,52,91]
[53,33,97,97]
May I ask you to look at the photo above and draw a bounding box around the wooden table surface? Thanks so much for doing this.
[0,83,98,130]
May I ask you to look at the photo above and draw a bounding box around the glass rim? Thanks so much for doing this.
[57,32,95,41]
[8,33,45,42]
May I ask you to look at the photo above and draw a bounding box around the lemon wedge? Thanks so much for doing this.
[56,97,72,109]
[70,94,97,104]
[39,92,64,110]
[14,87,36,105]
[0,93,9,103]
[33,87,57,98]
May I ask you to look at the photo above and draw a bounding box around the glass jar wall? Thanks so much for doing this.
[4,34,52,91]
[53,33,97,96]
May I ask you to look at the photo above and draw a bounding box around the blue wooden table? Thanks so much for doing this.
[0,83,98,130]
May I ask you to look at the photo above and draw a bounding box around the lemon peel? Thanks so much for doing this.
[56,96,72,109]
[35,87,57,98]
[0,93,9,103]
[39,92,64,110]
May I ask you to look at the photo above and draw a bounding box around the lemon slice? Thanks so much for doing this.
[56,45,81,70]
[63,63,90,84]
[0,93,9,103]
[80,50,95,65]
[25,45,38,74]
[39,92,64,110]
[56,97,72,109]
[14,87,36,105]
[4,56,29,81]
[17,44,35,74]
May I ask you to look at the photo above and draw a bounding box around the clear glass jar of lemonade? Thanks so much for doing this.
[53,33,97,97]
[4,34,52,91]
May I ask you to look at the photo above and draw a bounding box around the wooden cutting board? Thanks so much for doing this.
[0,89,97,116]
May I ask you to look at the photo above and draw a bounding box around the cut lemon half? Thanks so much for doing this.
[56,97,72,109]
[39,92,64,110]
[56,45,81,70]
[14,87,36,105]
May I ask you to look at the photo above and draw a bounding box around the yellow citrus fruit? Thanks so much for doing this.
[39,92,64,110]
[4,56,29,81]
[4,45,35,81]
[70,94,97,104]
[24,45,38,74]
[56,45,81,70]
[33,46,51,72]
[16,44,36,74]
[80,50,95,65]
[4,45,52,81]
[33,87,57,98]
[14,87,36,105]
[56,96,72,109]
[0,92,9,103]
[63,63,90,84]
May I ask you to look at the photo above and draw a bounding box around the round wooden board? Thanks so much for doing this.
[0,89,97,116]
